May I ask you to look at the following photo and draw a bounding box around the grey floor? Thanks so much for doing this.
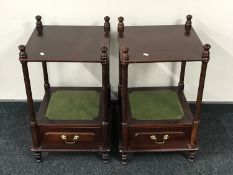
[0,102,233,175]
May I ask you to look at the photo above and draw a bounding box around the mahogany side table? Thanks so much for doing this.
[19,15,111,163]
[118,15,211,164]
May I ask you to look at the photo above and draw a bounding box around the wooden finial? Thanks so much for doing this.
[185,14,192,34]
[18,45,27,60]
[101,46,109,64]
[121,47,129,65]
[35,15,43,35]
[118,16,124,33]
[104,16,110,32]
[202,44,211,60]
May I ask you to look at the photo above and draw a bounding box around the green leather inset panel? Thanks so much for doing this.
[129,90,184,120]
[45,90,100,120]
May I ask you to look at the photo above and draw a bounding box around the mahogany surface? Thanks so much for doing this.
[119,25,203,63]
[25,26,109,62]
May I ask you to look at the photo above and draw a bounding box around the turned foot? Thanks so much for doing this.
[102,152,109,164]
[35,151,42,163]
[122,153,128,165]
[188,151,196,162]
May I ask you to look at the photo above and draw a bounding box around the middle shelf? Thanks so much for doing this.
[127,86,194,126]
[37,87,104,126]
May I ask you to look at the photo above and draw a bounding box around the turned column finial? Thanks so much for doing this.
[35,15,43,35]
[121,47,129,65]
[101,46,109,64]
[18,45,27,61]
[118,16,124,33]
[202,44,211,61]
[185,14,192,35]
[104,16,110,32]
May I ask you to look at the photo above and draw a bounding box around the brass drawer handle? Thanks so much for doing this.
[61,135,79,144]
[150,134,169,144]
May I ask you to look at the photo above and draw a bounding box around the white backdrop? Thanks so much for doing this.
[0,0,233,101]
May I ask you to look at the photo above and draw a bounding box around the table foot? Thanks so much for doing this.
[35,151,42,163]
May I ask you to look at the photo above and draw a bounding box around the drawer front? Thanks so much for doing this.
[129,127,191,149]
[40,127,101,149]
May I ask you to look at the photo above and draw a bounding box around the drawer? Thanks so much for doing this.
[44,132,95,144]
[40,127,102,149]
[129,127,191,149]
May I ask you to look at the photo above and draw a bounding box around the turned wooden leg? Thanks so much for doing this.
[120,47,129,166]
[188,151,196,162]
[122,153,128,165]
[102,152,109,164]
[35,151,42,163]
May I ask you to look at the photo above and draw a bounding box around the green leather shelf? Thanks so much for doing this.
[45,90,100,120]
[129,90,184,120]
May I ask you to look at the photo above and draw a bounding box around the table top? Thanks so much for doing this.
[119,25,204,63]
[25,25,109,62]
